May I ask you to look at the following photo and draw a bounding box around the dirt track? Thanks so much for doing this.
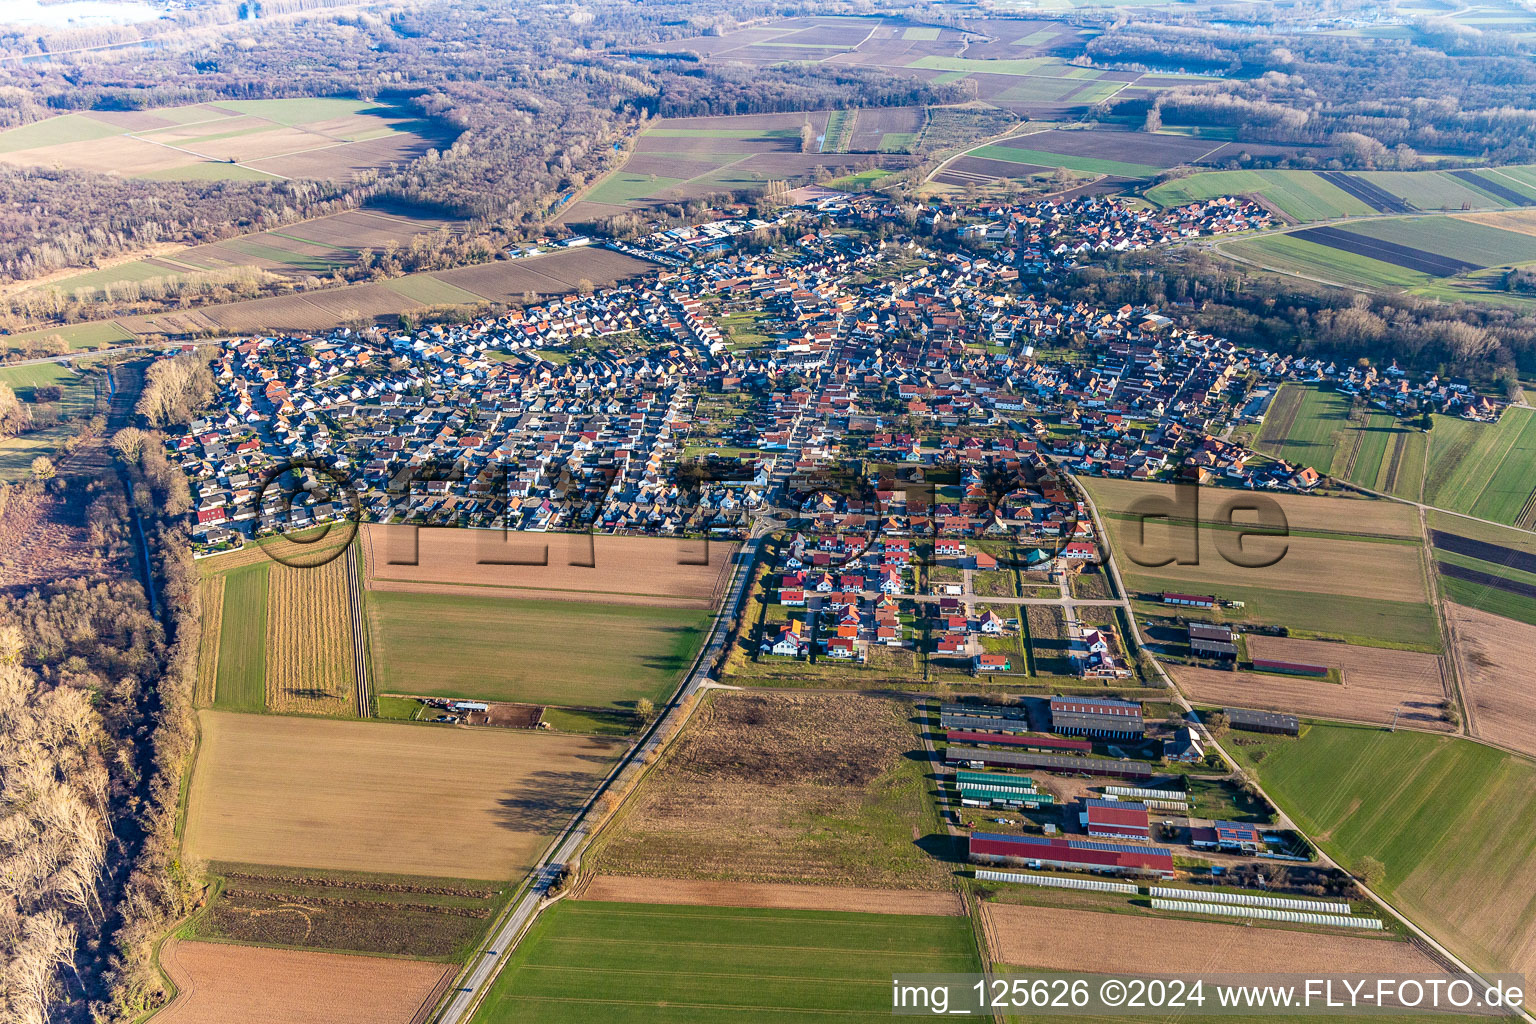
[982,903,1438,975]
[582,875,965,916]
[155,939,452,1024]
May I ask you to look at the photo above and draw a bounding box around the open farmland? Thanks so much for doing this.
[264,559,356,716]
[366,591,708,709]
[0,98,443,181]
[155,939,452,1024]
[210,563,268,713]
[595,691,952,889]
[982,903,1435,975]
[1080,475,1424,538]
[1229,723,1536,982]
[1446,603,1536,759]
[562,111,913,223]
[189,863,509,960]
[1254,383,1428,498]
[1172,637,1450,731]
[581,876,964,915]
[183,710,623,878]
[1146,169,1374,222]
[1423,406,1536,527]
[362,525,738,608]
[469,900,981,1024]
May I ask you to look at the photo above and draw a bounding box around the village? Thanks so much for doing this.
[170,187,1506,557]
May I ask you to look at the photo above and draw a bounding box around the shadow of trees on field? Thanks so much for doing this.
[493,769,600,830]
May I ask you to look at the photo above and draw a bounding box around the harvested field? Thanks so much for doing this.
[183,710,623,878]
[194,576,224,706]
[1446,603,1536,759]
[596,691,951,889]
[155,939,452,1024]
[994,128,1222,168]
[581,876,965,915]
[982,903,1435,975]
[1080,476,1422,538]
[1457,208,1536,237]
[264,559,356,716]
[1172,637,1450,731]
[362,525,737,607]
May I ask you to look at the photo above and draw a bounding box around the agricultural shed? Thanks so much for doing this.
[970,832,1175,878]
[945,747,1155,780]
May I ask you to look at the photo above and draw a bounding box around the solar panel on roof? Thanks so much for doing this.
[1067,838,1163,856]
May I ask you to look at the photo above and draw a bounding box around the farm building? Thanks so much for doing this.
[945,747,1155,780]
[1225,708,1300,736]
[1188,623,1237,660]
[940,712,1033,734]
[1190,820,1265,853]
[1163,726,1205,763]
[956,770,1055,808]
[1252,658,1328,678]
[941,702,1029,721]
[1162,592,1217,608]
[969,832,1175,878]
[945,730,1093,754]
[1050,696,1145,738]
[1082,799,1151,841]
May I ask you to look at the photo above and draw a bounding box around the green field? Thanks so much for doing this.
[1126,576,1440,651]
[968,144,1159,178]
[828,167,897,191]
[1257,383,1427,499]
[1355,170,1522,212]
[1146,170,1373,222]
[213,97,403,126]
[1,320,135,353]
[583,170,687,206]
[1340,216,1536,268]
[365,591,709,709]
[1223,233,1433,291]
[912,55,1058,77]
[0,362,103,482]
[1229,723,1536,981]
[994,78,1087,105]
[1423,406,1536,526]
[470,901,982,1024]
[822,110,854,153]
[0,361,85,396]
[1436,550,1536,626]
[0,112,121,154]
[382,273,488,306]
[904,26,941,40]
[213,564,269,713]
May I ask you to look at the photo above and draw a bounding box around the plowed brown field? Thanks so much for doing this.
[1447,602,1536,758]
[183,710,622,878]
[582,875,965,915]
[982,903,1436,974]
[1173,636,1450,731]
[363,525,738,608]
[155,939,451,1024]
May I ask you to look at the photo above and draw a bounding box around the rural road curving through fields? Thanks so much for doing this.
[427,532,763,1024]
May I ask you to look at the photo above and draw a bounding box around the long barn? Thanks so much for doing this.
[969,832,1175,878]
[945,747,1155,780]
[945,729,1092,754]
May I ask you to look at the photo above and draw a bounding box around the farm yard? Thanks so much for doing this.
[981,903,1436,976]
[594,692,952,890]
[1229,723,1536,983]
[1171,637,1450,732]
[0,98,443,181]
[469,900,981,1024]
[361,525,737,608]
[1446,603,1536,759]
[155,939,453,1024]
[365,591,709,709]
[182,711,623,879]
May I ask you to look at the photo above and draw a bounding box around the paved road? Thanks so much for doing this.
[429,532,762,1024]
[1073,472,1536,1024]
